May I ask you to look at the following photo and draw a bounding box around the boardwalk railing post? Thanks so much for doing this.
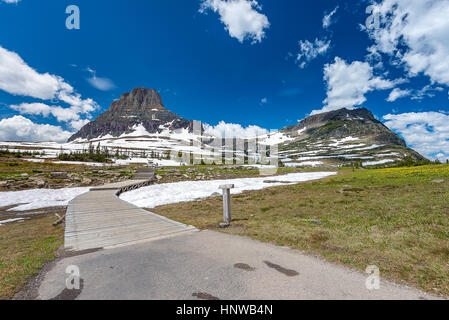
[219,184,234,227]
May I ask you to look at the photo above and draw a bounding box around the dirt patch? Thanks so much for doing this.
[234,263,256,271]
[192,292,220,300]
[60,248,103,258]
[264,261,299,277]
[206,224,245,234]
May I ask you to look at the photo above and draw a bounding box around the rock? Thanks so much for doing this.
[219,222,230,229]
[0,181,7,187]
[264,180,291,184]
[67,88,196,142]
[432,179,444,183]
[21,173,29,178]
[81,178,92,185]
[155,175,163,180]
[210,192,221,197]
[68,173,81,181]
[50,172,68,179]
[30,178,46,188]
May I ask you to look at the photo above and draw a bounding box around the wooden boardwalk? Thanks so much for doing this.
[65,179,197,251]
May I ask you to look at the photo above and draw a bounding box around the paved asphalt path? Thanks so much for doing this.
[37,230,439,300]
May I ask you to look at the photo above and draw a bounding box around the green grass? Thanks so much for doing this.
[153,165,449,297]
[0,214,64,299]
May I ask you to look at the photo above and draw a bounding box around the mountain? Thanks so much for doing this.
[68,88,193,142]
[268,107,426,167]
[66,88,425,168]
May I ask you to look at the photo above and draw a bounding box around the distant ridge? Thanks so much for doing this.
[281,108,406,146]
[273,107,426,167]
[68,89,426,167]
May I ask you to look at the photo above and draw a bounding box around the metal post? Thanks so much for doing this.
[219,184,234,227]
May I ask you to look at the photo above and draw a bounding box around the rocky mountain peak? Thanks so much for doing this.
[302,108,376,125]
[68,88,192,142]
[110,88,165,113]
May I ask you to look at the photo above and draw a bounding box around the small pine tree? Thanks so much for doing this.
[88,142,94,155]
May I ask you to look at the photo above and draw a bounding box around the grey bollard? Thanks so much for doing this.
[219,184,234,226]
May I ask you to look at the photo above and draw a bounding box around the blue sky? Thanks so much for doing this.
[0,0,449,160]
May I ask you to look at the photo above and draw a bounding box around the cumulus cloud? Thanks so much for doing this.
[260,97,268,105]
[2,0,20,3]
[323,6,338,29]
[387,88,411,102]
[70,119,91,131]
[411,85,445,101]
[204,121,268,138]
[0,46,64,100]
[200,0,270,43]
[383,111,449,161]
[0,45,97,137]
[296,38,331,69]
[366,0,449,87]
[312,57,399,115]
[10,102,76,122]
[0,116,73,142]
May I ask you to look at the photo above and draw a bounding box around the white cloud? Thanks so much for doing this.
[260,97,268,105]
[312,57,398,115]
[383,111,449,161]
[0,45,98,138]
[0,116,73,142]
[10,103,53,117]
[296,38,331,69]
[70,119,90,130]
[411,85,444,100]
[0,46,63,100]
[387,88,411,102]
[0,45,98,117]
[86,68,116,91]
[87,77,116,91]
[10,101,92,126]
[2,0,20,3]
[204,121,268,138]
[323,6,338,29]
[200,0,270,44]
[366,0,449,87]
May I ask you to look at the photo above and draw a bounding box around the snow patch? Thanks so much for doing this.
[0,218,29,226]
[363,159,396,166]
[120,172,337,209]
[284,161,324,167]
[0,187,90,211]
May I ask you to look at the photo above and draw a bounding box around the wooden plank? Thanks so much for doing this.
[64,179,197,251]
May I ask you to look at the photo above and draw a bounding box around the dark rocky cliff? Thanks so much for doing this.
[68,88,192,142]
